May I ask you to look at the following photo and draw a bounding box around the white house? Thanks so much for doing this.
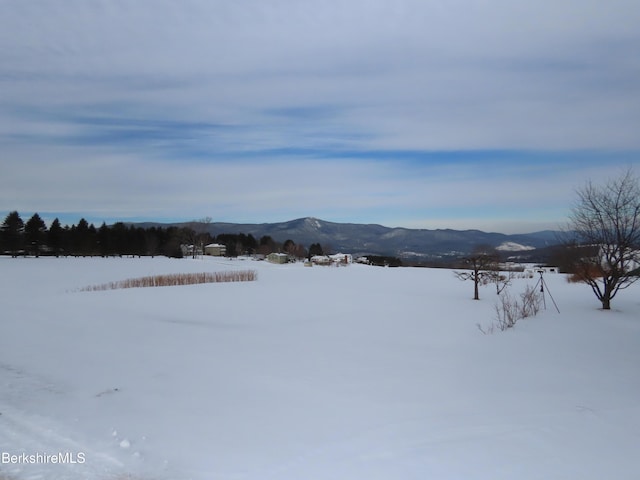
[204,243,226,256]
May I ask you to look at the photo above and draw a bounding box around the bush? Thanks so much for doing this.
[519,285,542,318]
[566,264,602,283]
[491,291,524,331]
[478,285,543,334]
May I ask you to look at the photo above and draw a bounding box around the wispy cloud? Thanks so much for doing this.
[1,1,639,233]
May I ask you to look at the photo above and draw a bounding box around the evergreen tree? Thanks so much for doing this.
[71,218,94,255]
[145,227,161,257]
[1,211,25,257]
[130,225,147,257]
[163,227,184,258]
[97,223,111,256]
[246,234,257,254]
[110,222,129,255]
[48,218,63,256]
[258,235,278,255]
[308,243,324,258]
[24,213,47,257]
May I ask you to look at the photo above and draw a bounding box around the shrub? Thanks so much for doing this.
[478,285,543,334]
[566,264,602,283]
[493,291,520,331]
[519,285,542,318]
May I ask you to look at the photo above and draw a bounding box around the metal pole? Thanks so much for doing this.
[537,270,547,310]
[542,276,560,314]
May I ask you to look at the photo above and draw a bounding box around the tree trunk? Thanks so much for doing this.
[473,278,480,300]
[601,281,614,309]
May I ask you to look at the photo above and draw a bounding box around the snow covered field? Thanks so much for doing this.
[0,256,639,480]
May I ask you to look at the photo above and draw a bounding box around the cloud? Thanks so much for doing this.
[2,138,634,233]
[1,1,639,232]
[3,0,640,149]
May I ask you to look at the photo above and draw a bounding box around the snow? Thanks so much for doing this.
[305,217,322,229]
[496,241,535,251]
[1,256,639,479]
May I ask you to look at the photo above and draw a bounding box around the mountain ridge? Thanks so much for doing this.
[131,217,561,260]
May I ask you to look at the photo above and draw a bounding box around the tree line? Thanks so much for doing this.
[0,211,185,257]
[0,211,327,260]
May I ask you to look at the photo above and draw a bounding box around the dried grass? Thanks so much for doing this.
[79,270,257,292]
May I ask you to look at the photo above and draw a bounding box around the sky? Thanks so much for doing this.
[1,0,639,234]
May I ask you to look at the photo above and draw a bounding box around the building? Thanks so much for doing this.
[310,253,352,266]
[267,252,289,264]
[204,243,227,256]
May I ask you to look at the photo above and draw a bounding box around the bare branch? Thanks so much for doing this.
[564,168,640,309]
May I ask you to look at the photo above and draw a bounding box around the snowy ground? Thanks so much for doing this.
[0,256,639,479]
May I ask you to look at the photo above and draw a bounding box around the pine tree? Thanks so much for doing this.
[308,243,324,258]
[25,213,47,257]
[1,211,25,257]
[48,218,63,256]
[71,218,94,255]
[97,222,111,256]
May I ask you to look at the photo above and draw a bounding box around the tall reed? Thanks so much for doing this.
[79,270,257,291]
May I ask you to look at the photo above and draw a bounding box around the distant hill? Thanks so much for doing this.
[132,217,562,261]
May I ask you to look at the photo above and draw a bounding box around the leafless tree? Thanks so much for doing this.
[489,270,512,295]
[454,245,499,300]
[185,217,213,259]
[565,169,640,310]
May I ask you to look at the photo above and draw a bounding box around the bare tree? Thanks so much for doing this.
[490,270,512,295]
[565,169,640,310]
[454,245,499,300]
[184,217,213,259]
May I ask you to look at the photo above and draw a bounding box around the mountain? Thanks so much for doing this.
[135,217,562,261]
